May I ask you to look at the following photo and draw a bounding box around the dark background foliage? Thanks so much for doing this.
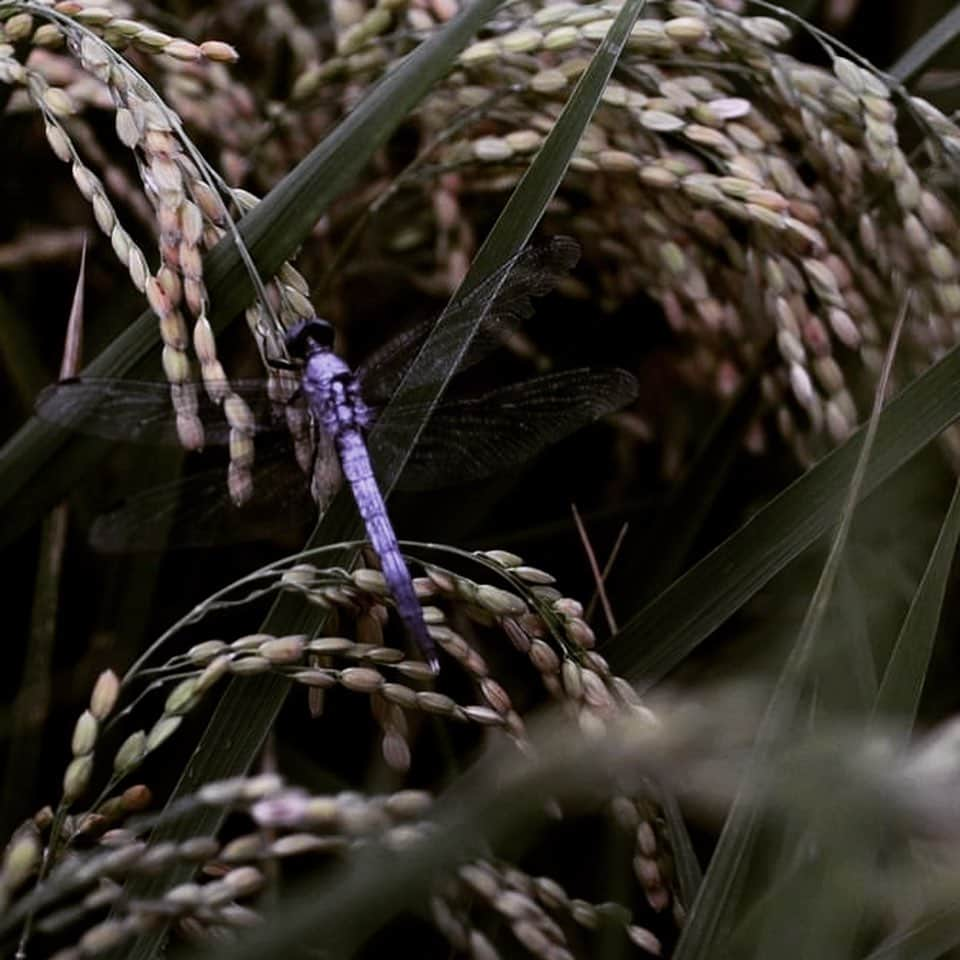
[4,1,960,957]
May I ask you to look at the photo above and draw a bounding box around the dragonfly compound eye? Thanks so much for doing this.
[285,318,335,357]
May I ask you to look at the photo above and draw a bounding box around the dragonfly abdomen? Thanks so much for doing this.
[336,429,438,672]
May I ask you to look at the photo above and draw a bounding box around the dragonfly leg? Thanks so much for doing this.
[264,355,299,372]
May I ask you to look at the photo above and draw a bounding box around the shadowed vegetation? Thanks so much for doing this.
[4,1,960,958]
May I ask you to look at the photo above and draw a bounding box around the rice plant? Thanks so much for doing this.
[4,1,960,958]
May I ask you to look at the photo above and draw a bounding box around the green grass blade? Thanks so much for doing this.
[659,786,703,907]
[756,479,960,960]
[864,906,960,960]
[2,507,66,835]
[731,364,960,960]
[121,3,648,956]
[820,559,878,707]
[604,341,960,692]
[615,341,769,607]
[873,478,960,728]
[0,0,508,546]
[840,474,960,960]
[888,5,960,83]
[671,304,904,960]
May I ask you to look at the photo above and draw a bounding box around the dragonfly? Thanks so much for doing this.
[36,237,639,670]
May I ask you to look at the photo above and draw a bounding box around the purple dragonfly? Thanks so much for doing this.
[36,238,638,670]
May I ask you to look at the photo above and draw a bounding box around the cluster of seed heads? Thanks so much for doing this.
[51,584,960,960]
[290,0,960,468]
[9,0,960,473]
[11,0,960,473]
[2,548,685,957]
[7,770,435,959]
[23,705,960,960]
[8,0,960,954]
[434,858,663,958]
[610,795,682,922]
[2,2,325,503]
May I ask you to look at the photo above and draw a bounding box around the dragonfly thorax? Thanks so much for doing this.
[301,352,371,436]
[284,317,335,359]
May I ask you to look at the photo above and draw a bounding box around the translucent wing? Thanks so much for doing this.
[36,236,581,443]
[357,236,581,404]
[88,447,323,552]
[35,378,292,445]
[382,368,638,489]
[82,369,635,550]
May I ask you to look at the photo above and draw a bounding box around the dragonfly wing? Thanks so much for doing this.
[377,367,638,490]
[358,236,581,405]
[89,447,319,551]
[309,428,343,510]
[35,378,290,445]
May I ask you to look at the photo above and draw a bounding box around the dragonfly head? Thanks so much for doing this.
[285,317,335,359]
